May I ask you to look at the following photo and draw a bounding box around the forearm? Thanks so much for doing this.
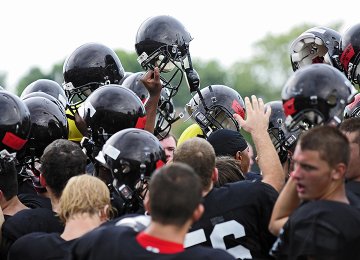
[252,129,284,193]
[268,176,300,236]
[143,94,160,134]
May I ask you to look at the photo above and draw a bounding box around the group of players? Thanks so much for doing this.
[0,14,360,259]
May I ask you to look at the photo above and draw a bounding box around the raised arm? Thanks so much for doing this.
[141,67,162,134]
[234,95,284,192]
[268,175,300,236]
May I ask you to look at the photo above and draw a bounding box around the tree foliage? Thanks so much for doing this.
[13,22,344,138]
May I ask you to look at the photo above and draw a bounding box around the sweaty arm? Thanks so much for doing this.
[268,175,300,236]
[141,67,162,134]
[234,95,284,193]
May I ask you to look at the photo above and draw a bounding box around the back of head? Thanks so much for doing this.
[40,139,87,198]
[339,117,360,137]
[149,162,202,226]
[58,175,111,223]
[173,137,215,191]
[215,156,244,187]
[207,129,248,157]
[299,125,350,168]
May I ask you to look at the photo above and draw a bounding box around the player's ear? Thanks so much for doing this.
[143,191,151,214]
[39,173,47,187]
[192,203,204,223]
[332,163,347,180]
[211,167,218,183]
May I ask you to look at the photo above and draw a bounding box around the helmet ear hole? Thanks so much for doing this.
[326,94,337,106]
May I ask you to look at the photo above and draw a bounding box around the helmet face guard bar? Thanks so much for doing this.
[193,104,240,136]
[63,81,105,111]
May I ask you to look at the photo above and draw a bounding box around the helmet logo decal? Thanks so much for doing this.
[283,98,296,116]
[2,132,28,151]
[340,44,355,72]
[135,116,147,130]
[156,159,165,169]
[104,144,120,160]
[232,99,245,119]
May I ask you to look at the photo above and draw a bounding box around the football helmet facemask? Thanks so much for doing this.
[290,26,342,72]
[63,42,125,111]
[185,85,245,137]
[282,64,357,132]
[135,15,199,98]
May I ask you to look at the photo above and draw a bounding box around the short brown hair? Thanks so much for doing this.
[149,162,202,226]
[173,137,215,190]
[299,126,350,167]
[58,175,111,223]
[339,117,360,145]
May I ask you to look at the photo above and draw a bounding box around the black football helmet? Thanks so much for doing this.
[282,64,357,132]
[0,91,31,156]
[135,15,199,98]
[121,72,178,139]
[186,85,245,137]
[77,85,146,147]
[290,26,342,71]
[340,23,360,84]
[344,92,360,119]
[20,79,68,109]
[21,96,69,159]
[265,100,298,164]
[63,42,125,111]
[95,128,166,212]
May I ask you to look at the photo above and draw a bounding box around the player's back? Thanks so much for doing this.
[185,180,278,259]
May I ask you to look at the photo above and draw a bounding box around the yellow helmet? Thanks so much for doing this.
[177,123,204,147]
[66,108,83,142]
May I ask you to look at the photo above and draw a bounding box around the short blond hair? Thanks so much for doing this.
[58,175,111,222]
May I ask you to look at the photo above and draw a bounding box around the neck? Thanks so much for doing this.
[1,196,28,216]
[47,189,60,213]
[202,183,213,197]
[321,183,349,204]
[61,213,104,241]
[143,221,190,245]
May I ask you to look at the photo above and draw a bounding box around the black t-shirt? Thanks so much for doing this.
[70,225,235,260]
[8,232,75,260]
[185,180,278,260]
[270,200,360,260]
[0,208,64,259]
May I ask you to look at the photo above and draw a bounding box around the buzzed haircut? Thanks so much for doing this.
[339,117,360,145]
[40,139,87,198]
[299,125,350,167]
[0,159,18,200]
[149,162,202,226]
[173,137,216,191]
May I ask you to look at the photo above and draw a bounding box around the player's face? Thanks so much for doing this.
[160,136,176,163]
[291,145,334,201]
[343,131,360,181]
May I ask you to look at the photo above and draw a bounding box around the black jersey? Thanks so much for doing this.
[185,180,278,260]
[18,193,52,209]
[8,232,75,260]
[270,200,360,260]
[70,225,235,260]
[0,208,64,259]
[346,180,360,199]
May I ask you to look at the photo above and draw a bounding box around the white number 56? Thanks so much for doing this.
[185,220,252,259]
